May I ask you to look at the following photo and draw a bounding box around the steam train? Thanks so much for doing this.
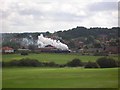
[36,45,71,53]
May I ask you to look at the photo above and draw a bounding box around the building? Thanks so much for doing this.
[18,48,31,51]
[87,48,104,53]
[1,47,14,53]
[105,46,119,54]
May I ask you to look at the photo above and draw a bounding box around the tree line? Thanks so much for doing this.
[2,57,120,68]
[2,26,119,50]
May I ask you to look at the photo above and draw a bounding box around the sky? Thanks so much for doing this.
[0,0,119,33]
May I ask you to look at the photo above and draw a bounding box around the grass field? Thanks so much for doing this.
[2,53,118,64]
[2,67,118,88]
[2,53,119,88]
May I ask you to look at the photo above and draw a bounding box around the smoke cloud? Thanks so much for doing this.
[37,34,69,50]
[21,35,37,46]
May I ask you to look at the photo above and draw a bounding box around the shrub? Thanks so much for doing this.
[2,62,10,67]
[2,62,4,67]
[21,52,28,55]
[8,58,41,67]
[67,58,83,67]
[2,58,62,67]
[82,62,87,66]
[0,62,2,67]
[85,61,100,68]
[9,60,20,66]
[42,61,59,67]
[59,64,66,68]
[116,60,120,67]
[19,58,41,67]
[94,52,108,56]
[96,57,117,68]
[46,62,57,67]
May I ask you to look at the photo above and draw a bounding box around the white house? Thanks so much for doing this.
[2,47,14,53]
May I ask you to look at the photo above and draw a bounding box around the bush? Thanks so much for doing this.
[2,58,63,67]
[59,64,66,68]
[44,62,56,67]
[9,58,41,67]
[2,62,11,67]
[94,52,108,56]
[47,62,56,67]
[116,60,120,67]
[9,60,20,66]
[0,62,2,67]
[42,61,59,67]
[85,61,100,68]
[21,52,28,55]
[67,58,83,67]
[96,57,117,68]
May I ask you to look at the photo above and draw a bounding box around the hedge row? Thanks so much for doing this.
[2,57,120,68]
[2,58,63,67]
[86,57,120,68]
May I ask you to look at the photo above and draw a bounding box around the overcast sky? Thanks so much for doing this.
[0,0,119,33]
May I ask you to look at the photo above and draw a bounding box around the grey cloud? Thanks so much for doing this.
[10,3,38,15]
[1,10,10,18]
[17,7,88,22]
[19,9,42,16]
[8,2,41,16]
[88,2,118,12]
[8,2,88,21]
[49,12,87,21]
[1,1,90,22]
[1,0,118,33]
[11,19,27,26]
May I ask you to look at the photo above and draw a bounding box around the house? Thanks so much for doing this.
[2,47,14,53]
[18,48,31,51]
[88,48,104,53]
[105,46,119,54]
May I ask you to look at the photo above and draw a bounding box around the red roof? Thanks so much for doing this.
[2,47,14,50]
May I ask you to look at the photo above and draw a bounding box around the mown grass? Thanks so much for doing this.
[2,67,118,88]
[2,53,119,88]
[2,53,118,64]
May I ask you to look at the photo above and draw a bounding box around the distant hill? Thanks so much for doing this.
[54,26,119,40]
[1,26,119,50]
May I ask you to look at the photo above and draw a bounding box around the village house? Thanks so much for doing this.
[18,48,31,52]
[1,47,14,54]
[105,46,119,54]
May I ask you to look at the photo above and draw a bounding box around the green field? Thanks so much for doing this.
[2,53,119,88]
[2,67,118,88]
[2,53,118,64]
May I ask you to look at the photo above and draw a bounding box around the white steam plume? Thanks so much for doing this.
[37,34,69,50]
